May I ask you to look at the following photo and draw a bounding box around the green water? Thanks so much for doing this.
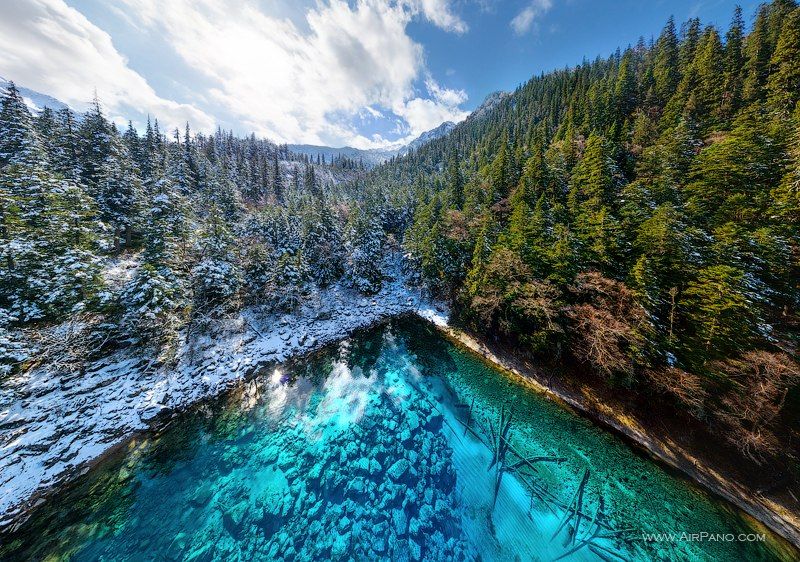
[0,319,795,561]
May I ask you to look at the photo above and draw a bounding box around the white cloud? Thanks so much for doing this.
[112,0,468,148]
[0,0,214,132]
[426,77,468,106]
[406,0,469,34]
[511,0,553,36]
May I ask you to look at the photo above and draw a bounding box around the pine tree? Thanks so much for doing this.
[744,5,773,103]
[0,85,101,321]
[345,208,384,294]
[489,134,514,201]
[679,18,702,68]
[681,265,756,359]
[722,6,745,120]
[685,109,786,227]
[191,204,241,311]
[568,134,622,267]
[272,152,284,203]
[615,48,638,121]
[34,107,57,163]
[267,251,308,311]
[771,103,800,227]
[118,263,187,355]
[52,108,81,181]
[78,99,141,250]
[692,27,726,128]
[766,7,800,114]
[0,82,44,167]
[653,17,680,106]
[302,200,343,286]
[123,121,142,171]
[142,175,189,267]
[446,147,464,208]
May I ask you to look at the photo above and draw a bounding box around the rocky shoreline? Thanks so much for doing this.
[431,323,800,551]
[0,275,445,533]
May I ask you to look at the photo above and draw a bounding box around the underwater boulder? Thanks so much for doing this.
[391,508,408,536]
[188,482,215,507]
[345,476,369,500]
[338,515,352,532]
[307,460,324,484]
[307,519,322,537]
[355,456,371,475]
[408,536,423,561]
[222,502,249,537]
[307,499,324,520]
[425,412,444,432]
[371,532,388,554]
[387,459,411,481]
[408,516,421,536]
[330,530,351,559]
[405,410,421,433]
[418,504,435,530]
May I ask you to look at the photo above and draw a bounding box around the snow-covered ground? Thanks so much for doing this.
[0,276,448,531]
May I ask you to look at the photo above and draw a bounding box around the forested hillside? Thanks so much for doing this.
[379,1,799,462]
[0,86,388,370]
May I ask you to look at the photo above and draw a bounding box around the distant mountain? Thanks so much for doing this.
[405,121,456,152]
[285,144,397,168]
[289,94,512,168]
[0,77,69,113]
[289,120,459,168]
[468,91,510,122]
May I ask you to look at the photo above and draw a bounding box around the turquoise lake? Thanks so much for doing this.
[0,319,795,561]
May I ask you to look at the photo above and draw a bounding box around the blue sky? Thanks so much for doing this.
[0,1,758,149]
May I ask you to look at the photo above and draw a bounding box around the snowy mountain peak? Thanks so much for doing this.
[405,121,456,152]
[289,120,458,168]
[469,91,510,121]
[0,77,69,114]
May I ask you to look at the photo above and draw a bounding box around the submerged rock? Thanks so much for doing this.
[387,459,411,482]
[425,412,444,432]
[371,532,388,554]
[391,508,408,536]
[188,482,214,507]
[221,502,248,537]
[408,536,423,561]
[355,456,370,474]
[330,530,351,558]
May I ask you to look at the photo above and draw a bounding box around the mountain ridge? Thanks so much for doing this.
[0,77,68,113]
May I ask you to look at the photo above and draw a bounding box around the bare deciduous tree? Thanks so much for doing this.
[564,271,648,383]
[712,351,800,462]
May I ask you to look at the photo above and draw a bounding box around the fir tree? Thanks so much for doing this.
[0,82,44,167]
[653,17,680,106]
[766,7,800,114]
[722,5,745,120]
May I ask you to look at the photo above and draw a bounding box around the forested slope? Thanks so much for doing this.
[0,87,394,373]
[369,1,800,463]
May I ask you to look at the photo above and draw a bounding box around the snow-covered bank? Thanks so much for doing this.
[0,276,448,531]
